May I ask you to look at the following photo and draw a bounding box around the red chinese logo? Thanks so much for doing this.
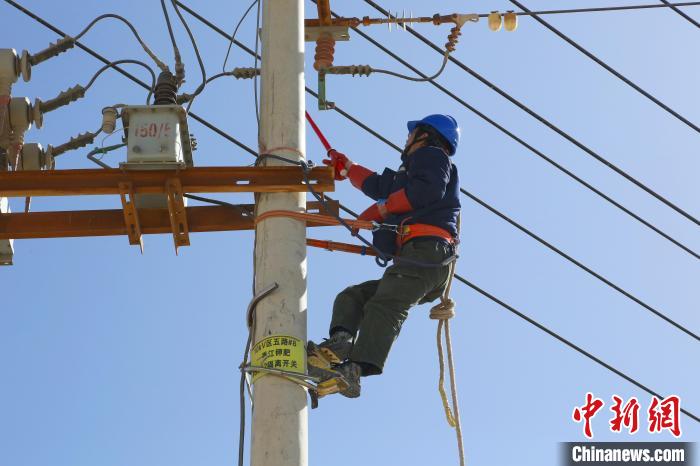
[572,392,604,439]
[572,394,682,438]
[648,395,681,438]
[609,395,640,434]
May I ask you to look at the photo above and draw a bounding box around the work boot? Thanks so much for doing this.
[334,361,361,398]
[307,330,354,367]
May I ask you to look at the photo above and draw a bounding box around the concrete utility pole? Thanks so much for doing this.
[251,1,308,466]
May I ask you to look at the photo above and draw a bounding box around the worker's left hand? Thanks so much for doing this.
[323,149,352,181]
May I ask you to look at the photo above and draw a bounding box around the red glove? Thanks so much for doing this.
[322,149,351,181]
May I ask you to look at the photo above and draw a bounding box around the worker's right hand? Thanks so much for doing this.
[323,149,352,181]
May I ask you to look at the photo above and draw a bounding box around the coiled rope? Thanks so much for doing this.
[429,213,465,466]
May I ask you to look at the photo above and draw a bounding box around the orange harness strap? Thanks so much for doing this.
[398,223,455,246]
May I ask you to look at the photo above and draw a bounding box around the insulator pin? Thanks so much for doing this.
[101,107,118,134]
[488,11,503,32]
[232,67,260,79]
[50,131,97,157]
[29,37,76,66]
[154,71,178,105]
[445,26,462,52]
[314,33,336,71]
[38,84,86,114]
[504,11,518,32]
[324,65,372,77]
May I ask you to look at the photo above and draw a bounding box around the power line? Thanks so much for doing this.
[170,0,207,111]
[222,0,258,72]
[172,1,700,335]
[303,0,700,261]
[509,0,700,134]
[0,0,257,161]
[453,273,699,423]
[8,0,697,423]
[159,0,182,78]
[363,0,700,228]
[484,2,700,17]
[462,189,699,341]
[659,0,700,28]
[173,1,406,154]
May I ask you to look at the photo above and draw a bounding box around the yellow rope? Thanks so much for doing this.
[429,214,465,466]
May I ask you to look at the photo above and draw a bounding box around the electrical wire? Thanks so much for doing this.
[161,0,184,82]
[183,69,260,111]
[462,189,699,341]
[308,94,700,339]
[178,0,700,262]
[172,2,429,157]
[183,193,254,216]
[481,2,700,17]
[659,0,700,28]
[73,13,169,72]
[453,273,699,423]
[170,0,207,113]
[509,0,700,134]
[10,0,698,426]
[306,0,700,261]
[222,0,259,72]
[363,0,700,228]
[0,0,254,164]
[371,52,449,82]
[85,59,156,103]
[253,0,262,129]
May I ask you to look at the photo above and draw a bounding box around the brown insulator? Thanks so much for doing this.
[154,71,178,105]
[314,33,336,71]
[445,26,462,53]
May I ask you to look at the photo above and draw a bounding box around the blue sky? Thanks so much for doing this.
[1,1,699,465]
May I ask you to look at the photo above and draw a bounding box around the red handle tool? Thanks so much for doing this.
[305,111,332,153]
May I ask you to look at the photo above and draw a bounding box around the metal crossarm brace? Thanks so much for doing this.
[0,166,335,197]
[118,182,143,252]
[165,178,190,253]
[0,201,340,241]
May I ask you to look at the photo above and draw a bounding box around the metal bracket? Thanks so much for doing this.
[317,71,335,110]
[304,25,350,42]
[165,177,190,253]
[118,181,143,253]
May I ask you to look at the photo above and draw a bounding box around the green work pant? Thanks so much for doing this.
[329,238,454,375]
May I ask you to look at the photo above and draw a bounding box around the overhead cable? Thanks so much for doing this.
[453,273,699,423]
[222,0,259,72]
[73,13,169,72]
[9,2,698,422]
[509,0,700,134]
[484,2,700,17]
[363,0,700,228]
[659,0,700,27]
[163,3,700,341]
[160,0,184,83]
[303,0,700,260]
[170,0,207,111]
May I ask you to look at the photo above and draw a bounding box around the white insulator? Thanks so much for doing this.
[488,11,503,32]
[101,106,118,134]
[504,11,518,32]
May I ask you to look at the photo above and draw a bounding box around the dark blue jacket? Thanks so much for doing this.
[359,146,461,256]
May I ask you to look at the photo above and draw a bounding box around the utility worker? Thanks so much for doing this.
[308,114,461,398]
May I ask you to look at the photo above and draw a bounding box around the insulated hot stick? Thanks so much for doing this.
[305,110,332,152]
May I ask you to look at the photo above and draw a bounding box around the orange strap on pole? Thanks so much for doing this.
[306,238,377,256]
[255,210,375,230]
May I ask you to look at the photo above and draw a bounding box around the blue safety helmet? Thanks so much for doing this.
[406,114,460,155]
